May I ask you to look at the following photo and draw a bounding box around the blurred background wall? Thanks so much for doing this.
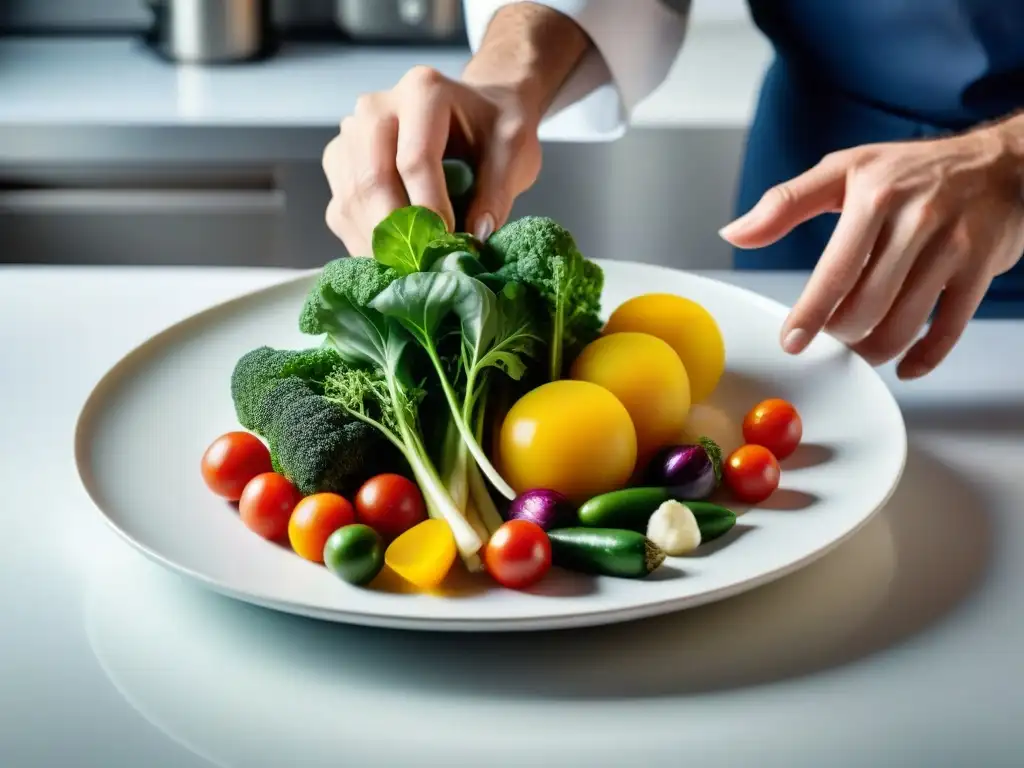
[0,0,769,270]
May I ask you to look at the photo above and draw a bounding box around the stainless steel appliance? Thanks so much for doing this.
[335,0,465,42]
[144,0,273,64]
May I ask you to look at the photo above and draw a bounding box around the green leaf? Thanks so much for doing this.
[476,282,542,381]
[371,206,448,274]
[697,435,723,484]
[313,284,412,386]
[370,271,497,361]
[428,250,487,277]
[423,232,480,271]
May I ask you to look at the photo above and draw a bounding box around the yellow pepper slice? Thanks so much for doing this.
[384,519,457,591]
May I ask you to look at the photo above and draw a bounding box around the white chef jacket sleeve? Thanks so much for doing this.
[463,0,690,140]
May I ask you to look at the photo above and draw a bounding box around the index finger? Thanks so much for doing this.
[781,195,886,353]
[394,69,457,231]
[720,159,846,248]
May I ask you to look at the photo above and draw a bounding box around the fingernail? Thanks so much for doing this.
[897,360,929,380]
[718,219,743,240]
[474,213,494,241]
[718,209,757,240]
[782,328,809,354]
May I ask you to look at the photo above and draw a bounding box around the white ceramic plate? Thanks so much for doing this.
[75,261,907,632]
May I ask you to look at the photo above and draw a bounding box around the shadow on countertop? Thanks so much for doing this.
[86,439,994,702]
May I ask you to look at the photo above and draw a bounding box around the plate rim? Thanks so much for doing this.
[73,262,908,632]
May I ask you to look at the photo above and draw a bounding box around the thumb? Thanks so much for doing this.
[466,129,541,241]
[719,160,846,248]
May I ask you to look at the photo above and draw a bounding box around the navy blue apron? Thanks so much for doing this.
[734,0,1024,318]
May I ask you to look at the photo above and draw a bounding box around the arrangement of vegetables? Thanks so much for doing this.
[198,165,810,594]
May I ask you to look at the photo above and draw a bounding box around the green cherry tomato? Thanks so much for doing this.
[323,524,385,586]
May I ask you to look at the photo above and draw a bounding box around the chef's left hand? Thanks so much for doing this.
[719,123,1024,379]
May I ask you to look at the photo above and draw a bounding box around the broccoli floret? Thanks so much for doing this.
[486,216,604,380]
[299,257,400,335]
[230,345,342,432]
[261,377,399,496]
[230,344,400,496]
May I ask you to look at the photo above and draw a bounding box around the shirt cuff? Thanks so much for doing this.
[463,0,689,141]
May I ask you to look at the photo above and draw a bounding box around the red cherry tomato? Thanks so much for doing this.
[484,520,552,590]
[288,493,356,563]
[724,444,781,503]
[238,472,302,541]
[355,474,426,540]
[742,398,803,460]
[201,431,272,500]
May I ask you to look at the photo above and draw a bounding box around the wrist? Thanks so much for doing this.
[461,2,591,123]
[975,112,1024,192]
[461,53,546,123]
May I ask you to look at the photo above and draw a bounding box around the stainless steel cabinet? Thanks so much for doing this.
[0,166,286,266]
[0,126,746,270]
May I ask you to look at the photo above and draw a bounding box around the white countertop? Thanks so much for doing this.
[0,23,771,135]
[1,265,1022,767]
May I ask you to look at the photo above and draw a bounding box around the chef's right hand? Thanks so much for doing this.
[322,66,542,256]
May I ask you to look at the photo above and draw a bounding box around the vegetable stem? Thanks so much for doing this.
[467,396,505,535]
[323,399,406,454]
[463,495,490,548]
[426,347,517,501]
[384,375,484,565]
[468,462,505,535]
[549,302,564,381]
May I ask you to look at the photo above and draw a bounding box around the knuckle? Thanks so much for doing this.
[946,222,973,258]
[494,120,535,154]
[367,113,397,144]
[325,199,344,234]
[395,146,432,178]
[865,182,896,213]
[352,169,383,198]
[817,150,848,170]
[521,148,543,185]
[354,93,383,118]
[496,117,528,142]
[910,200,941,231]
[321,137,339,175]
[764,182,797,211]
[402,65,444,90]
[848,321,905,365]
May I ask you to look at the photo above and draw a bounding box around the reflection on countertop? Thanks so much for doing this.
[84,440,991,767]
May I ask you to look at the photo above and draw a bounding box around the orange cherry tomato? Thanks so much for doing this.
[238,472,302,541]
[484,520,552,590]
[288,493,356,563]
[201,431,272,501]
[742,398,803,460]
[724,444,781,503]
[355,474,427,540]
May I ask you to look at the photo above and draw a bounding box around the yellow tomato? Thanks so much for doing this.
[499,380,637,504]
[570,332,691,465]
[384,519,457,590]
[604,293,725,403]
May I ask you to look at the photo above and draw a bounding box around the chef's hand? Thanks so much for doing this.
[322,4,592,256]
[720,122,1024,379]
[321,66,542,256]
